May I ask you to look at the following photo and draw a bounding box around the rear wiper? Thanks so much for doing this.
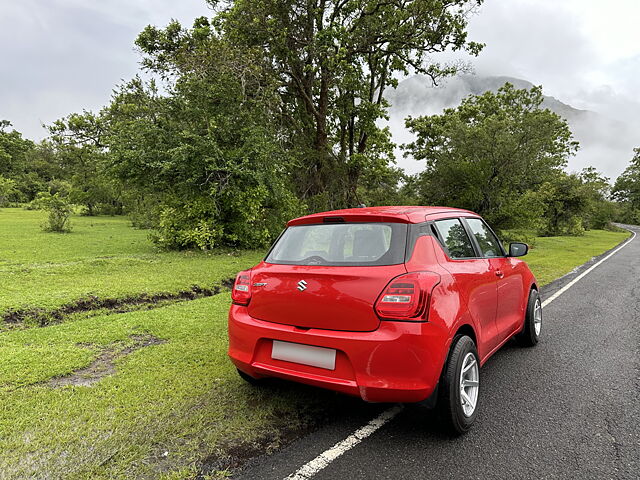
[300,255,328,265]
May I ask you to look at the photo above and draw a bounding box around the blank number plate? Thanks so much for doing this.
[271,341,336,370]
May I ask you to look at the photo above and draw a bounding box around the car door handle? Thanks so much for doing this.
[495,270,504,278]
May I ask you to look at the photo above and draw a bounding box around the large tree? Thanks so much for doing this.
[404,83,578,230]
[138,0,484,208]
[0,120,35,180]
[48,112,123,215]
[0,120,56,202]
[102,46,302,248]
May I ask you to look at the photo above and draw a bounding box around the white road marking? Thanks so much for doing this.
[541,228,636,308]
[285,405,403,480]
[283,227,636,480]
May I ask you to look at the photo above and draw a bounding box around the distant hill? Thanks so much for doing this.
[386,74,591,120]
[385,74,637,179]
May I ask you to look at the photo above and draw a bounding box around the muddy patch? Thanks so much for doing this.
[49,334,166,388]
[3,278,234,328]
[193,427,311,479]
[197,428,309,477]
[193,389,387,479]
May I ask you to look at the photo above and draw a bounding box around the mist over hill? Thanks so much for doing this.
[387,75,638,180]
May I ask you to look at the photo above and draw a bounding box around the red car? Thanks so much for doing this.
[228,206,541,433]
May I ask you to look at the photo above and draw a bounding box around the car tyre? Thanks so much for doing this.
[438,335,480,435]
[517,289,541,347]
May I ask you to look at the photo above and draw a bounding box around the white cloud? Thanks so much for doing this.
[0,0,211,139]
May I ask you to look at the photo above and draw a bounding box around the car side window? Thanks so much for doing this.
[433,219,476,259]
[465,218,504,258]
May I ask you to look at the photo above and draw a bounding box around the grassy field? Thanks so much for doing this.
[0,208,630,479]
[0,209,264,316]
[525,229,630,285]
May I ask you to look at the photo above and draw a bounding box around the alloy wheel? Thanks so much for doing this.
[534,298,542,336]
[459,352,479,417]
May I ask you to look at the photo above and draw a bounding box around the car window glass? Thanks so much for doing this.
[433,219,476,259]
[465,218,504,258]
[266,223,405,266]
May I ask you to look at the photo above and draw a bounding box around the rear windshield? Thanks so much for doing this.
[265,222,407,266]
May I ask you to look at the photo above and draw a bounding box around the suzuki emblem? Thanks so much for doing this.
[297,280,308,291]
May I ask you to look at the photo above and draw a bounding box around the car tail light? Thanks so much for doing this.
[231,270,252,305]
[375,272,441,321]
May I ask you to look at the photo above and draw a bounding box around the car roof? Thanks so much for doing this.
[287,206,479,226]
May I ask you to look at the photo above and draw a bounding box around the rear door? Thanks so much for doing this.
[432,218,501,354]
[248,222,407,332]
[464,217,525,341]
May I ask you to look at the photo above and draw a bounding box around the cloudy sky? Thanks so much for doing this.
[1,0,639,178]
[0,0,212,138]
[464,0,640,121]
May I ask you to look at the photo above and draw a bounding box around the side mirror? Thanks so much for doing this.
[509,242,529,257]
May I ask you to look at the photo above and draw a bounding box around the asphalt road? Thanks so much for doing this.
[238,225,640,480]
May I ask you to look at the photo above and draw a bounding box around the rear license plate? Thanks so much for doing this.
[271,341,336,370]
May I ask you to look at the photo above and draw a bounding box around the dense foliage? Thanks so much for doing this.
[204,0,483,210]
[404,84,573,229]
[103,62,302,248]
[117,0,484,246]
[536,168,614,236]
[0,117,121,215]
[612,148,640,224]
[404,84,616,236]
[0,120,38,205]
[0,0,632,247]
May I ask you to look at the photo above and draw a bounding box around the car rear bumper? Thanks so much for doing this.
[228,304,449,403]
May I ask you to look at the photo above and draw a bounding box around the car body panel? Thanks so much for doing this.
[228,303,449,403]
[247,262,406,332]
[227,206,538,403]
[431,242,501,360]
[492,257,529,342]
[288,205,476,226]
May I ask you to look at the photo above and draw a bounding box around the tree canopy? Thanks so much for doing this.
[613,148,640,209]
[137,0,484,209]
[404,83,578,229]
[612,148,640,224]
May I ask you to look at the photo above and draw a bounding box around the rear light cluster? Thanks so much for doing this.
[231,270,252,305]
[374,272,441,321]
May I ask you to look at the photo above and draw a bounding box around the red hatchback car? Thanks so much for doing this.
[228,206,541,433]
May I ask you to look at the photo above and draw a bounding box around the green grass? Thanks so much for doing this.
[0,208,347,479]
[0,295,344,479]
[0,207,631,478]
[0,209,263,314]
[525,229,630,286]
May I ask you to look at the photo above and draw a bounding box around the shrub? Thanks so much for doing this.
[151,204,221,251]
[32,192,73,233]
[0,175,19,206]
[126,194,161,230]
[614,203,640,226]
[498,229,538,248]
[149,186,303,251]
